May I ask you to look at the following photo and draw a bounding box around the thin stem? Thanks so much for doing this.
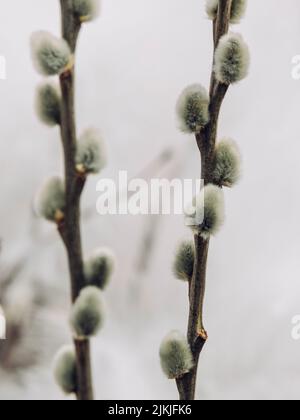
[188,235,210,338]
[176,237,209,401]
[176,0,232,400]
[74,339,94,401]
[215,0,232,47]
[58,0,94,401]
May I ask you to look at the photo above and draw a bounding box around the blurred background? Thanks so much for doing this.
[0,0,300,400]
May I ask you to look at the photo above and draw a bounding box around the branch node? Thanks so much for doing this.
[61,55,75,78]
[55,209,65,225]
[76,164,88,179]
[198,329,208,341]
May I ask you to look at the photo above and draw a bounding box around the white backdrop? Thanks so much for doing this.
[0,0,300,400]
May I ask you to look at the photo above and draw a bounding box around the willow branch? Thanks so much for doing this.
[58,0,93,401]
[176,0,232,401]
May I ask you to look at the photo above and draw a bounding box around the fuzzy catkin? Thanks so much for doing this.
[160,331,194,380]
[84,248,115,290]
[186,185,225,239]
[206,0,218,20]
[36,177,65,222]
[35,82,61,126]
[76,128,106,175]
[173,241,195,282]
[213,139,241,187]
[206,0,247,24]
[31,31,72,76]
[200,185,225,239]
[176,84,210,134]
[73,0,100,21]
[230,0,247,24]
[53,346,77,395]
[214,33,250,85]
[70,286,105,339]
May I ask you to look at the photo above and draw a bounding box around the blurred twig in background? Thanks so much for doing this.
[0,255,45,372]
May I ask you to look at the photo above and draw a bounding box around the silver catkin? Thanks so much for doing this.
[176,84,210,134]
[31,31,72,76]
[35,82,61,126]
[53,345,77,395]
[70,286,105,339]
[160,331,194,380]
[214,32,250,85]
[173,241,195,282]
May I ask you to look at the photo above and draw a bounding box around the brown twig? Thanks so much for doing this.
[58,0,93,401]
[176,0,233,400]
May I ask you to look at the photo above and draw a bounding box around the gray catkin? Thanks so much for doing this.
[36,176,65,222]
[173,241,195,282]
[186,185,225,239]
[35,82,61,126]
[176,84,210,134]
[214,33,250,85]
[76,128,106,175]
[73,0,100,21]
[230,0,247,24]
[31,31,72,76]
[206,0,219,20]
[53,346,77,394]
[213,139,241,187]
[84,248,115,290]
[160,331,194,380]
[70,286,105,339]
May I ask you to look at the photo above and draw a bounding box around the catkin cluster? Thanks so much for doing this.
[31,4,105,224]
[174,0,248,241]
[54,249,114,395]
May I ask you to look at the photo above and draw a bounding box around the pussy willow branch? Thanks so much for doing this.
[58,0,93,401]
[176,0,232,401]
